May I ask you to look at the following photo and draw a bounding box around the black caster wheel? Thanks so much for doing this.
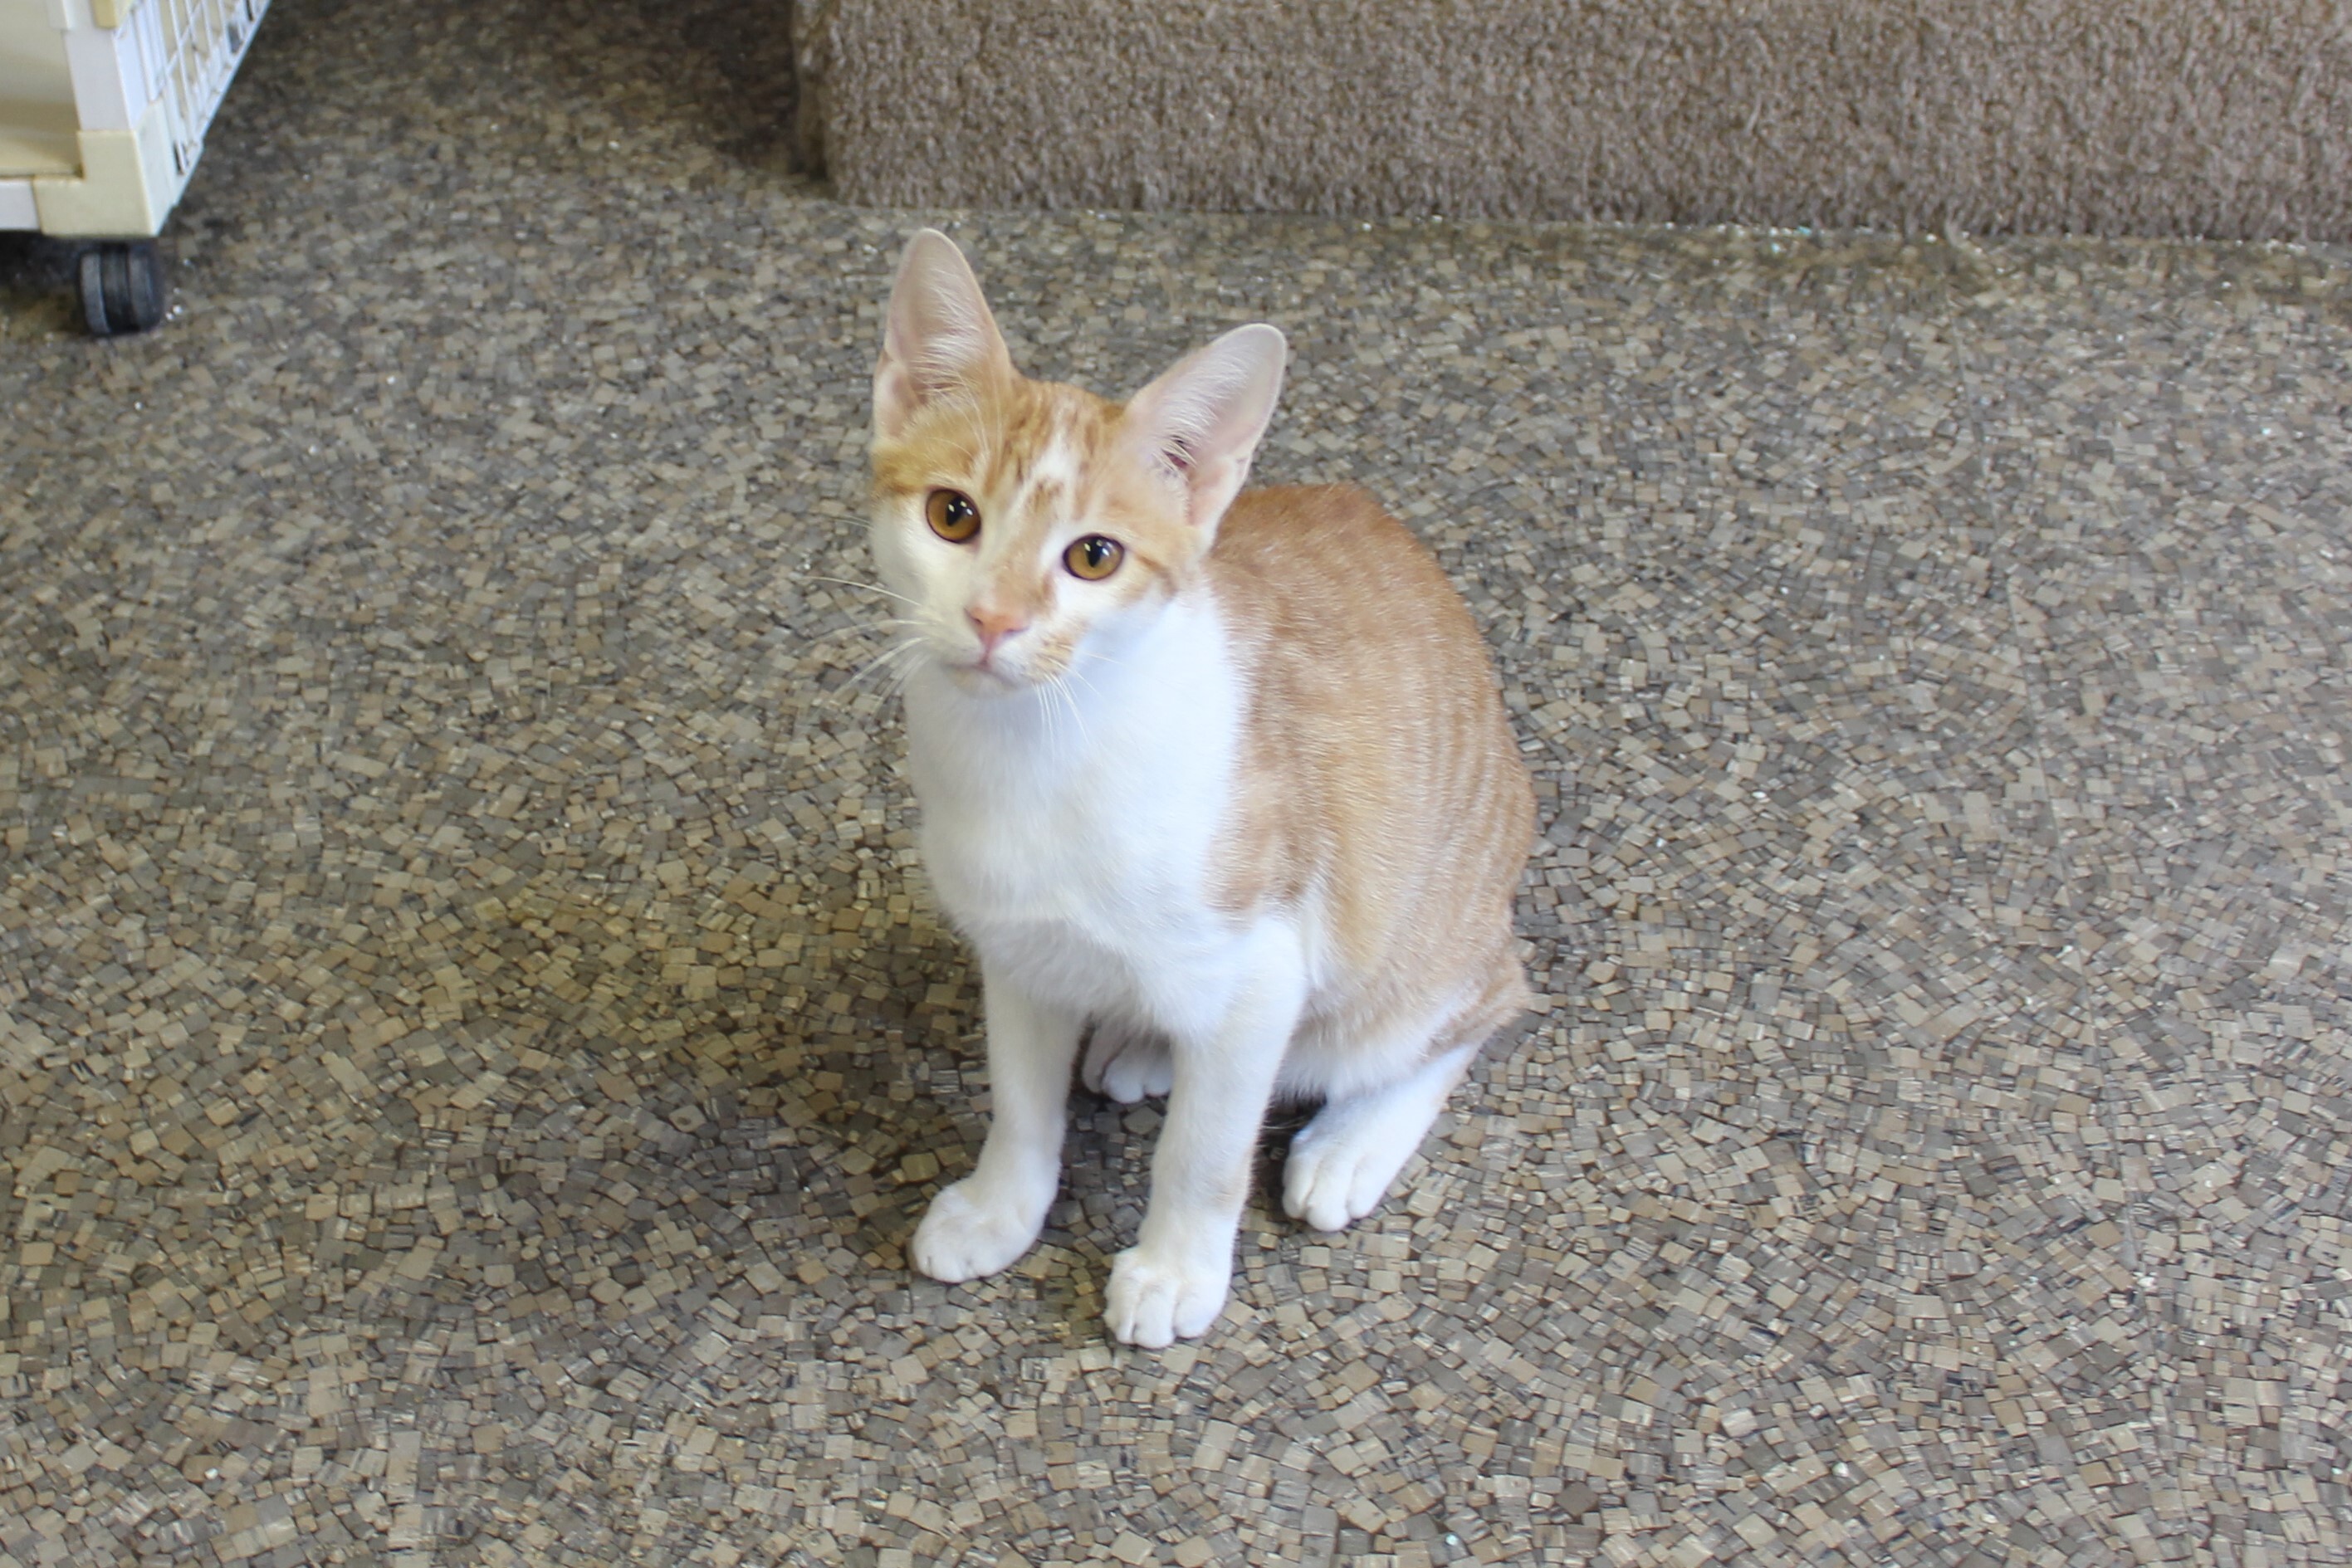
[78,242,169,336]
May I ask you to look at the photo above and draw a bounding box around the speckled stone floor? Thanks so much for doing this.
[3,2,2349,1566]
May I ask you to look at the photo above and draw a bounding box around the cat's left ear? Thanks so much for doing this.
[1124,324,1287,531]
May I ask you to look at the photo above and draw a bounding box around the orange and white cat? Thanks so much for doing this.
[869,230,1534,1346]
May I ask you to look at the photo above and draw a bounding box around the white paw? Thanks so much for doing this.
[907,1177,1046,1283]
[1282,1111,1422,1233]
[1104,1244,1230,1347]
[1080,1019,1174,1103]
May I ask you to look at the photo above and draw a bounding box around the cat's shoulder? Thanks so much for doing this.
[1214,483,1411,554]
[1207,483,1463,629]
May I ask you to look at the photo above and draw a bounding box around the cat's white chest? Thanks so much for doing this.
[902,601,1247,1021]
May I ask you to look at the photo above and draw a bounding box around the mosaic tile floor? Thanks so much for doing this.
[2,2,2347,1564]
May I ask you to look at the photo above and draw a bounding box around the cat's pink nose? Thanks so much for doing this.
[966,605,1028,654]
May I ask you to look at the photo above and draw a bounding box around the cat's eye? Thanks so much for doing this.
[926,489,980,543]
[1064,535,1124,581]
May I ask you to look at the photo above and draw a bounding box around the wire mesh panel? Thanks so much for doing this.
[150,0,266,180]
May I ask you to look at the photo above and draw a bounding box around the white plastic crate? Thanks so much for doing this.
[1,0,268,237]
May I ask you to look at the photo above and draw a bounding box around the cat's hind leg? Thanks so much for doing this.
[1284,953,1529,1233]
[1080,1017,1175,1103]
[1281,1037,1479,1233]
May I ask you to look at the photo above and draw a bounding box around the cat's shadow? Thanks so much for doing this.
[864,1065,1318,1332]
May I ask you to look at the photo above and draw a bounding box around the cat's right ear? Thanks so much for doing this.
[873,229,1015,442]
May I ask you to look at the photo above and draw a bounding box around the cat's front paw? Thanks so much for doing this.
[1080,1020,1174,1103]
[908,1178,1046,1283]
[1104,1244,1230,1347]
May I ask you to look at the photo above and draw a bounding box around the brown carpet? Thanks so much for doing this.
[796,0,2352,240]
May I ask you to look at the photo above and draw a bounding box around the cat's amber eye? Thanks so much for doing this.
[926,489,980,543]
[1064,535,1124,581]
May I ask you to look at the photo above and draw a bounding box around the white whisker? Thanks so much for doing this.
[805,616,925,648]
[1061,660,1108,710]
[792,572,923,609]
[831,636,930,705]
[1049,669,1092,753]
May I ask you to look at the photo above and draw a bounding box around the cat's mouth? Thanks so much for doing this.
[946,654,1029,692]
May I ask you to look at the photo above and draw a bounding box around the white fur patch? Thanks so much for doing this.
[905,592,1282,1043]
[1018,427,1082,511]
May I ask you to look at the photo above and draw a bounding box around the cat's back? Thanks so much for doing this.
[1204,485,1532,983]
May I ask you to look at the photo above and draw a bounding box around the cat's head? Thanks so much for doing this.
[867,229,1285,694]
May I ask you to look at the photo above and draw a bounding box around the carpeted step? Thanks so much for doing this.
[794,0,2352,240]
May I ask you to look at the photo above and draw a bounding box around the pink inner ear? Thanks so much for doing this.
[1124,325,1285,526]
